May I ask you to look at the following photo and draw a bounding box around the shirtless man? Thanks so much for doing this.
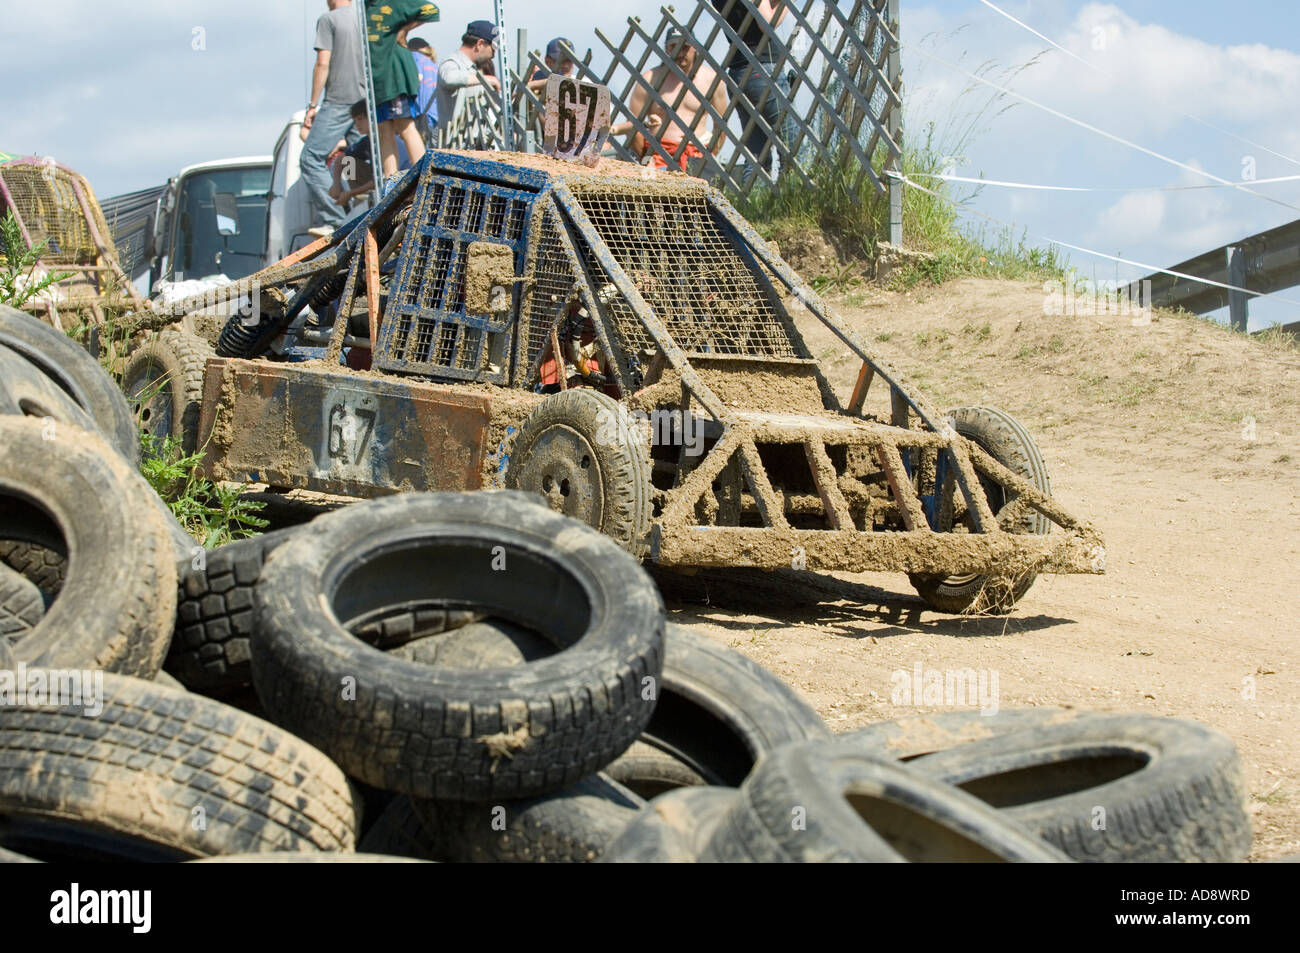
[614,29,727,171]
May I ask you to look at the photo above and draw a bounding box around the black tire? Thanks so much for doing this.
[414,773,644,863]
[0,342,99,431]
[600,786,736,863]
[356,797,440,861]
[123,328,213,454]
[904,713,1252,863]
[0,304,139,467]
[603,623,830,797]
[0,418,177,676]
[699,739,1071,862]
[251,491,665,800]
[910,406,1051,614]
[193,853,426,863]
[0,674,357,860]
[168,528,296,693]
[0,562,44,641]
[842,708,1076,760]
[390,619,551,668]
[505,389,651,558]
[0,541,66,599]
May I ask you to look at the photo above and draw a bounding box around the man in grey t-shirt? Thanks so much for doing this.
[436,20,500,149]
[301,0,366,230]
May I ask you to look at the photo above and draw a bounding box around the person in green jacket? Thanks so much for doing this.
[366,1,441,178]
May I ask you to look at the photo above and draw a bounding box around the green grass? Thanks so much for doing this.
[736,54,1069,291]
[139,432,267,547]
[0,211,72,310]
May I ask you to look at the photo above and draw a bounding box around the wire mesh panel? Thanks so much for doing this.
[0,163,101,263]
[376,169,536,383]
[521,203,581,377]
[564,182,798,361]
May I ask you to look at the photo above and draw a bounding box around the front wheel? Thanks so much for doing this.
[910,406,1051,614]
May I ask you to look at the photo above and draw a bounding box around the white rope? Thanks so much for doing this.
[911,171,1300,193]
[903,42,1300,215]
[887,170,1300,307]
[978,0,1300,170]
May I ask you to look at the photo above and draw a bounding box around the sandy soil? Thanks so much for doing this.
[663,276,1300,861]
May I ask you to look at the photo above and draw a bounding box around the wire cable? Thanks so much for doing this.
[903,42,1300,215]
[978,0,1300,170]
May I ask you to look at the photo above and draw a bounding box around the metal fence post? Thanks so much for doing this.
[1227,246,1248,331]
[494,0,514,150]
[886,0,903,246]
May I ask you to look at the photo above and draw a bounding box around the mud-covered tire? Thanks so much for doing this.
[700,739,1071,862]
[0,562,44,641]
[0,342,100,431]
[167,528,296,693]
[904,713,1251,863]
[0,674,357,860]
[600,786,736,863]
[251,491,665,800]
[910,406,1051,614]
[0,304,139,467]
[123,328,213,454]
[605,623,829,797]
[414,773,644,863]
[193,852,426,863]
[0,418,176,675]
[843,708,1074,760]
[505,389,651,558]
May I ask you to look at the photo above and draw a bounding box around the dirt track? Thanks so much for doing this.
[664,276,1300,861]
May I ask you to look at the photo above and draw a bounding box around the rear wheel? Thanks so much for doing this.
[910,406,1050,614]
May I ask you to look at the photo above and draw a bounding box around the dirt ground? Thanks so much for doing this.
[659,275,1299,861]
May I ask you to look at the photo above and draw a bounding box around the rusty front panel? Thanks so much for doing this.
[196,359,490,497]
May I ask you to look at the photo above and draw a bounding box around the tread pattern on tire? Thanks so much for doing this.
[124,328,213,454]
[168,529,295,692]
[0,674,357,858]
[0,563,44,641]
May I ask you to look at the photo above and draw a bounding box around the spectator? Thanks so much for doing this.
[527,37,576,91]
[407,36,439,147]
[366,1,441,179]
[301,0,366,233]
[712,0,796,183]
[616,29,726,172]
[329,101,376,212]
[435,20,501,147]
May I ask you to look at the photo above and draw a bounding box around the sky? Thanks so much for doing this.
[2,1,1298,329]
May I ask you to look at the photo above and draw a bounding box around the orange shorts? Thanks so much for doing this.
[652,139,703,172]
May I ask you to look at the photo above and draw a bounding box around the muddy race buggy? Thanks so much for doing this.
[125,148,1104,614]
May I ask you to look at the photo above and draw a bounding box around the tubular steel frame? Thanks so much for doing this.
[162,150,1103,580]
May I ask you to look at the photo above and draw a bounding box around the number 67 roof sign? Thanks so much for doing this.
[542,77,611,168]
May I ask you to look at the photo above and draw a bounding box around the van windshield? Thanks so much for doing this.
[172,166,270,282]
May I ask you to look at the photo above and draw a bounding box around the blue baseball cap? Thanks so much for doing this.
[466,20,498,43]
[546,37,573,61]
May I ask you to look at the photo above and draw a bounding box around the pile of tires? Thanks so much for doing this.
[0,305,1254,863]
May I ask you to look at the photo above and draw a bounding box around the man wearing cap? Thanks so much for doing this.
[616,28,726,173]
[366,1,441,179]
[436,20,502,148]
[527,37,576,90]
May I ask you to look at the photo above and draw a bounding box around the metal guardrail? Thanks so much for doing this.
[442,1,904,237]
[1142,218,1300,331]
